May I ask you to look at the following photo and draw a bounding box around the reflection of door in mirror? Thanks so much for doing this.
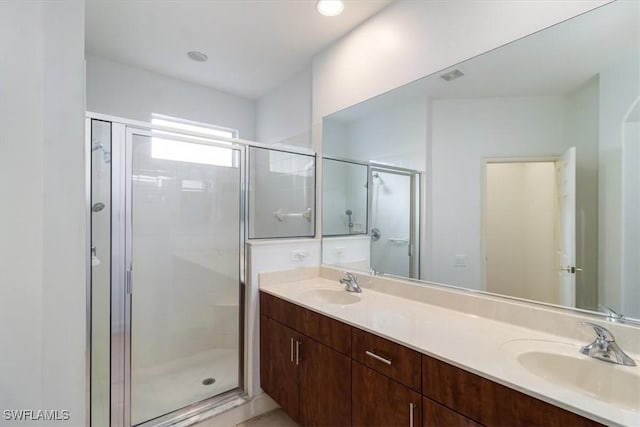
[623,100,640,319]
[369,168,419,278]
[485,149,576,306]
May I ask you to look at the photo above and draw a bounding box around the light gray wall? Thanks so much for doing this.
[256,67,312,148]
[598,55,640,312]
[311,0,607,124]
[0,0,86,425]
[86,55,257,139]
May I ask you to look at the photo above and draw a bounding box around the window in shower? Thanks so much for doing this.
[248,146,316,239]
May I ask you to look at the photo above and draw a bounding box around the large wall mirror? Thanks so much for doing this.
[321,1,640,320]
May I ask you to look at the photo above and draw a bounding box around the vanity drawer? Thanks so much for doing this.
[260,291,299,327]
[422,355,604,427]
[260,291,351,355]
[352,327,421,392]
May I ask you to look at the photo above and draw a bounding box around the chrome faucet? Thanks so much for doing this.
[580,322,636,366]
[339,272,362,293]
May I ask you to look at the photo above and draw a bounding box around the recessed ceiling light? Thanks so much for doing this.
[187,51,208,62]
[317,0,344,17]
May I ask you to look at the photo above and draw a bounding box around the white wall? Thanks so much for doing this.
[0,1,86,425]
[322,236,370,271]
[86,55,256,139]
[598,55,640,312]
[311,0,607,124]
[256,67,312,148]
[430,96,568,290]
[565,78,600,310]
[622,118,640,318]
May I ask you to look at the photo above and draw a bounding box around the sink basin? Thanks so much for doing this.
[502,340,640,411]
[300,288,360,305]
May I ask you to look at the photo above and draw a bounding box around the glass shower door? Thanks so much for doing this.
[128,132,242,425]
[369,168,418,278]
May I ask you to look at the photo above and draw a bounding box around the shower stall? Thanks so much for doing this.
[89,115,246,426]
[368,166,420,278]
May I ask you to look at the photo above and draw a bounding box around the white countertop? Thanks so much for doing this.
[260,276,640,427]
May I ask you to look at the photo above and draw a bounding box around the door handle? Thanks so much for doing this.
[560,266,582,274]
[409,403,415,427]
[295,340,301,365]
[365,350,392,365]
[290,338,294,363]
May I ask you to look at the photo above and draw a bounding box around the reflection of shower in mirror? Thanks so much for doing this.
[345,209,353,233]
[92,141,111,163]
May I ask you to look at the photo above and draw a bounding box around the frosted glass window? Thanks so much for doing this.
[248,147,316,238]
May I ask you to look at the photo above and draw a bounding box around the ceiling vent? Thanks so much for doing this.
[440,69,464,82]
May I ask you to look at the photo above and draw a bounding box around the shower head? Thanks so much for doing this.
[92,202,106,212]
[345,209,352,216]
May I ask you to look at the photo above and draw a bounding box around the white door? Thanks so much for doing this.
[556,146,577,307]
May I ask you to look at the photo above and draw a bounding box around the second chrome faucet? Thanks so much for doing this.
[580,322,636,366]
[340,272,362,293]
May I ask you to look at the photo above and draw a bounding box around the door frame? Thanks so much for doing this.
[367,165,421,279]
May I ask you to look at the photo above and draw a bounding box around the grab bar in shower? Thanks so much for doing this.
[273,207,312,222]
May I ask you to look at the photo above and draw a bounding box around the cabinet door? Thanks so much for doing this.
[260,315,300,422]
[299,336,351,427]
[423,397,481,427]
[352,361,422,427]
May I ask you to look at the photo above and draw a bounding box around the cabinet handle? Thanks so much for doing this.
[365,350,392,365]
[290,338,294,363]
[295,340,301,365]
[409,403,415,427]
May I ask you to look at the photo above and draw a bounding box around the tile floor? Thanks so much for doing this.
[236,409,298,427]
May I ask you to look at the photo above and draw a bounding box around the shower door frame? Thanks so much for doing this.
[110,121,248,427]
[367,165,421,279]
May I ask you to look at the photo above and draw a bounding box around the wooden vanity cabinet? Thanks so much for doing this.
[352,361,422,427]
[423,397,481,427]
[422,355,603,427]
[260,315,302,422]
[260,291,604,427]
[260,292,351,427]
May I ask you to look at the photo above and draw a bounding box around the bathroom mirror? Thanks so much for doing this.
[322,158,368,236]
[321,1,640,320]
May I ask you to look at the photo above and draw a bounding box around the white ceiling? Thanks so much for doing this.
[85,0,393,99]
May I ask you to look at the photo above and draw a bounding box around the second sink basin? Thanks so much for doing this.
[502,339,640,411]
[300,288,360,305]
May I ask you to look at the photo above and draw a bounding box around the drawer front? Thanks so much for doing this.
[299,307,351,356]
[260,291,300,329]
[422,355,603,427]
[260,291,351,355]
[352,327,421,392]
